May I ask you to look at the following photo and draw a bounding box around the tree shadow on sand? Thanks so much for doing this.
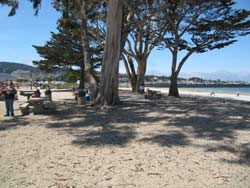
[203,142,250,166]
[25,91,250,165]
[157,97,250,165]
[72,125,136,146]
[0,116,30,131]
[43,94,172,147]
[140,130,190,147]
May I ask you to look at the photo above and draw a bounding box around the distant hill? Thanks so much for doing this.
[0,62,69,81]
[0,62,37,73]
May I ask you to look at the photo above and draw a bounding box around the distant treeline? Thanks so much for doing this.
[145,83,250,88]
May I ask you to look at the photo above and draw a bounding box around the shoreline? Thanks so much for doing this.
[119,87,250,102]
[169,88,250,102]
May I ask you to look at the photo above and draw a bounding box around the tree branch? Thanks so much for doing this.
[176,49,194,76]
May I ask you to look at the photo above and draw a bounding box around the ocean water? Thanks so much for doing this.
[185,87,250,96]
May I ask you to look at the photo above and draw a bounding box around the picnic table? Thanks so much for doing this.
[28,97,47,114]
[19,91,34,100]
[20,97,47,115]
[20,97,56,115]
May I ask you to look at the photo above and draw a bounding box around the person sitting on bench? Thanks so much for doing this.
[32,89,41,98]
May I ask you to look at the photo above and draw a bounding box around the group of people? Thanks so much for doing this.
[210,91,240,97]
[0,81,17,117]
[0,81,43,117]
[72,87,91,102]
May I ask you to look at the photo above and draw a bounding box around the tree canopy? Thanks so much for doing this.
[32,16,103,72]
[158,0,250,96]
[1,0,250,102]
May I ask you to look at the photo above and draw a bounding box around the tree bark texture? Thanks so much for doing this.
[136,60,147,92]
[122,54,137,92]
[79,63,85,89]
[95,0,123,105]
[79,0,98,98]
[168,73,179,97]
[168,44,180,97]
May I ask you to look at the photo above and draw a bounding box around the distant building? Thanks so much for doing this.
[0,73,17,82]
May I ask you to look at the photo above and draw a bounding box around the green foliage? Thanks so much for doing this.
[0,0,19,16]
[65,69,80,83]
[40,82,78,89]
[32,24,84,71]
[156,0,250,96]
[52,83,78,89]
[160,0,250,55]
[47,76,53,83]
[32,1,104,72]
[0,0,41,16]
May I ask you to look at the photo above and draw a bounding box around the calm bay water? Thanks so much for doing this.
[185,87,250,96]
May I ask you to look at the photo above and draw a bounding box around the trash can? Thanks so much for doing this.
[45,89,52,102]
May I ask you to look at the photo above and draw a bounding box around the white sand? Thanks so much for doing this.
[179,88,250,102]
[120,87,250,102]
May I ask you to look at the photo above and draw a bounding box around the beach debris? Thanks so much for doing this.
[147,172,161,176]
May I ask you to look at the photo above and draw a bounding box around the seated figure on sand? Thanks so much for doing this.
[32,89,41,98]
[210,91,215,96]
[139,85,145,94]
[144,88,162,99]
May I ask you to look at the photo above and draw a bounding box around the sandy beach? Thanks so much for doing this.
[0,88,250,188]
[130,87,250,102]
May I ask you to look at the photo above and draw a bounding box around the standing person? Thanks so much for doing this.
[4,81,17,117]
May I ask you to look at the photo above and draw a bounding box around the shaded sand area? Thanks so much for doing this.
[0,90,250,188]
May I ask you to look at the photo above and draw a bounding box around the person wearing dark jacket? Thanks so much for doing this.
[3,81,17,117]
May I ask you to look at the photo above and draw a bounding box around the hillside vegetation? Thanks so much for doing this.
[0,62,37,73]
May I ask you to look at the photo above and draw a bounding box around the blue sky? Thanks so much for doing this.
[0,0,250,80]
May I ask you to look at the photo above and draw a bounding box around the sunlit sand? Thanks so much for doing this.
[0,89,249,188]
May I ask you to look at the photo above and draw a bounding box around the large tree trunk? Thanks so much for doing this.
[125,67,137,92]
[95,0,123,105]
[79,63,85,89]
[122,54,137,92]
[120,10,135,91]
[136,60,147,92]
[168,44,180,97]
[87,74,98,100]
[79,0,98,99]
[168,72,179,97]
[131,77,137,92]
